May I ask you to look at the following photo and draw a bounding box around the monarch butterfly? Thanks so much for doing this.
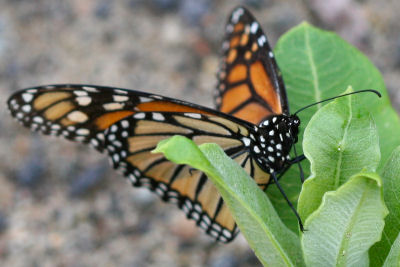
[7,6,303,243]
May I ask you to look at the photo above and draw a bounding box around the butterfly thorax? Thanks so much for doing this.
[253,115,300,174]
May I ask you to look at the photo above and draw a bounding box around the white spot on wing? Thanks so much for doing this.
[103,102,124,110]
[110,125,118,132]
[83,86,99,92]
[257,35,267,47]
[74,136,86,141]
[120,120,129,128]
[269,51,274,58]
[250,22,258,34]
[22,105,31,113]
[152,113,164,121]
[151,95,163,100]
[113,140,122,147]
[222,41,229,50]
[114,89,128,94]
[76,96,92,106]
[67,111,88,123]
[76,128,90,136]
[242,137,251,146]
[113,95,129,102]
[10,99,17,106]
[231,7,244,23]
[22,93,33,103]
[73,90,88,96]
[97,133,105,141]
[139,96,153,103]
[90,139,99,146]
[184,113,201,119]
[133,113,145,119]
[33,116,43,124]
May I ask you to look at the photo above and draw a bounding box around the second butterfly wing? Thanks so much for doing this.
[216,7,289,124]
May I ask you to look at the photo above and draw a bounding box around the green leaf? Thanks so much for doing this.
[370,146,400,266]
[153,136,304,267]
[270,22,400,231]
[297,87,380,220]
[383,232,400,267]
[302,173,388,267]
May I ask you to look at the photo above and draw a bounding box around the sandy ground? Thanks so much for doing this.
[1,0,400,266]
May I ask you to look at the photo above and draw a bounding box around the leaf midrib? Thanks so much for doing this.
[335,101,352,188]
[335,181,370,266]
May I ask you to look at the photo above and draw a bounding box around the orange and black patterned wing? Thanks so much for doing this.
[104,111,270,242]
[215,6,289,124]
[7,84,215,152]
[7,84,271,242]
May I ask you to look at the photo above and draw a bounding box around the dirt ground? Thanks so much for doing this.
[1,0,400,266]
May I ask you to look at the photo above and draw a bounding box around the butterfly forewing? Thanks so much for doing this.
[104,112,270,242]
[216,7,289,124]
[7,84,216,151]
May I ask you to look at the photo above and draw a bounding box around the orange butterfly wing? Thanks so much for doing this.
[215,7,289,124]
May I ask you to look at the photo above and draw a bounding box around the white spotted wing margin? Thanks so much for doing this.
[7,84,140,152]
[103,111,271,242]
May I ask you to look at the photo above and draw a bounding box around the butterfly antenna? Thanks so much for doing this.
[294,89,381,116]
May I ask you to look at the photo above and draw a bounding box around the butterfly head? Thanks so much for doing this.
[288,114,300,143]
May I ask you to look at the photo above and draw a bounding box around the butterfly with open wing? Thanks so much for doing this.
[7,7,313,243]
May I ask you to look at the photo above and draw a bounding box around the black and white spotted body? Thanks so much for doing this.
[254,115,300,174]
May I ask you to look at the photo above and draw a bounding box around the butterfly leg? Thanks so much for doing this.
[289,154,305,164]
[273,154,305,182]
[271,172,305,232]
[293,145,306,183]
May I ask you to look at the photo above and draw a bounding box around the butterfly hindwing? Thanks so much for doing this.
[104,112,271,242]
[215,6,289,124]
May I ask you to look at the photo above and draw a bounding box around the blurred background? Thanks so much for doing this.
[1,0,400,266]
